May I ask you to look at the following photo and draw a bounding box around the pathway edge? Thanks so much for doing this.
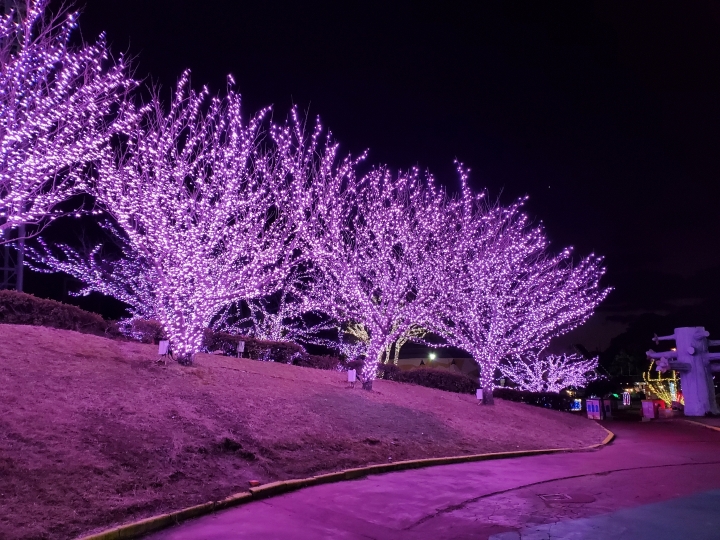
[683,419,720,433]
[76,424,614,540]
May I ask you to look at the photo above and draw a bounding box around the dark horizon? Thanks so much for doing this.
[23,0,720,351]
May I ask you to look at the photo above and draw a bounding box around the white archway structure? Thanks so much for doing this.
[647,327,720,416]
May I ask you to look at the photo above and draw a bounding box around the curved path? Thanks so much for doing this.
[149,420,720,540]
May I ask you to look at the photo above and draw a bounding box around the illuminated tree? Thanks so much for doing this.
[499,353,601,393]
[0,0,136,242]
[308,168,455,389]
[28,101,345,362]
[643,360,683,406]
[85,73,307,364]
[434,168,610,403]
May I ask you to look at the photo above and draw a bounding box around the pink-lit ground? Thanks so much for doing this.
[0,324,605,540]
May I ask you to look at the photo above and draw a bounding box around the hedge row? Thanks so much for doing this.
[377,363,480,394]
[378,363,573,409]
[492,387,574,411]
[110,318,166,343]
[0,290,108,336]
[203,330,343,370]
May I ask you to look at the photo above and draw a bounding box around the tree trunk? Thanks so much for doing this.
[482,382,494,405]
[393,337,404,365]
[382,345,392,364]
[161,313,202,367]
[478,363,495,405]
[360,339,386,390]
[176,352,194,366]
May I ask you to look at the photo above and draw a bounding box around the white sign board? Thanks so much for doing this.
[476,389,483,401]
[348,369,356,383]
[237,341,245,353]
[158,340,169,355]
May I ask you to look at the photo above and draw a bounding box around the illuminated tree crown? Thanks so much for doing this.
[86,74,308,363]
[433,166,610,402]
[0,0,137,242]
[306,166,456,388]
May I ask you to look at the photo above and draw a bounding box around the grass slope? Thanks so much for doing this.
[0,324,606,540]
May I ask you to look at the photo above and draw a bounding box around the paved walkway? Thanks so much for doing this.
[149,420,720,539]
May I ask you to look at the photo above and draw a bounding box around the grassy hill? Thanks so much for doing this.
[0,324,606,540]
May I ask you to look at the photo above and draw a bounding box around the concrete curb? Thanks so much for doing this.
[76,425,615,540]
[683,419,720,433]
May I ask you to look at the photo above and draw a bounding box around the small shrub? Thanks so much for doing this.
[394,367,479,394]
[492,387,573,411]
[376,363,400,380]
[109,318,166,343]
[0,290,107,335]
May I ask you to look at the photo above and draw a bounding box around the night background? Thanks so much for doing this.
[24,0,720,369]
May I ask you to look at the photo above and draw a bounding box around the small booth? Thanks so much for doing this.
[641,399,666,421]
[586,398,610,420]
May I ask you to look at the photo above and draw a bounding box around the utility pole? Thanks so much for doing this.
[0,1,27,291]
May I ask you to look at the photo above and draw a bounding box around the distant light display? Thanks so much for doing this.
[499,353,601,393]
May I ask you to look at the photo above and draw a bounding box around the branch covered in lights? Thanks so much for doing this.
[0,0,137,242]
[498,353,601,393]
[212,268,336,347]
[385,324,427,365]
[24,222,156,319]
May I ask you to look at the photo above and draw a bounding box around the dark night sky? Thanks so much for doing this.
[38,0,720,349]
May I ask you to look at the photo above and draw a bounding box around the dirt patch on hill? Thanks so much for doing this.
[0,324,606,540]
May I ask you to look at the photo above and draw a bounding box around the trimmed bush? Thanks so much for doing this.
[203,330,305,363]
[492,387,573,411]
[376,363,400,380]
[292,354,341,371]
[0,290,108,335]
[387,366,480,394]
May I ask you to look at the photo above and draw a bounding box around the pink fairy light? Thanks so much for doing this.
[54,73,316,364]
[25,73,610,380]
[212,268,336,347]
